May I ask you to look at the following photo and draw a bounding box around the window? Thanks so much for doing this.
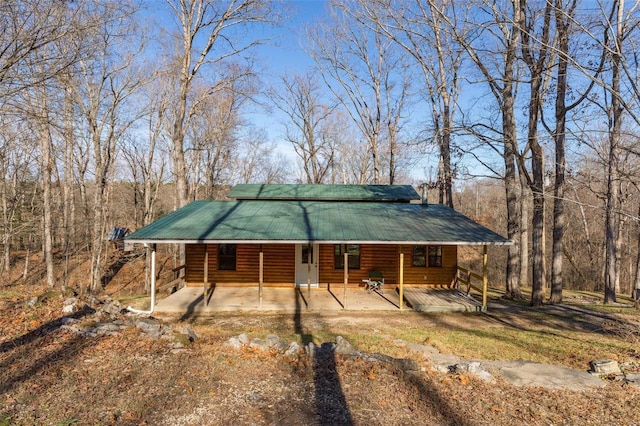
[413,246,426,267]
[218,244,237,270]
[301,244,313,264]
[334,244,360,269]
[428,246,442,267]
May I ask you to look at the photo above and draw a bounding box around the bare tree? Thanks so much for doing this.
[67,2,145,292]
[363,0,462,202]
[238,127,289,184]
[517,0,554,306]
[272,72,337,184]
[163,0,278,208]
[439,0,524,299]
[309,0,412,185]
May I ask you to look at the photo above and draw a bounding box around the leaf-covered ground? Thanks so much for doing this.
[1,283,640,426]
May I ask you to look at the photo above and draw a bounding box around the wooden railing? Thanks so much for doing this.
[456,265,487,311]
[158,264,185,293]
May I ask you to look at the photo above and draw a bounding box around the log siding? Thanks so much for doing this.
[185,243,457,288]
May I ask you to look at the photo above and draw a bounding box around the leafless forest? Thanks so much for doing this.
[1,0,640,306]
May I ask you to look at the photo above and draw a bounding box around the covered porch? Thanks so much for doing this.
[150,285,483,316]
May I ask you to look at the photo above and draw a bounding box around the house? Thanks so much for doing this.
[124,184,510,313]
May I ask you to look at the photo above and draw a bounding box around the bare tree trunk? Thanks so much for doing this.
[519,178,529,290]
[604,0,624,304]
[633,197,640,305]
[549,0,574,304]
[518,0,552,307]
[40,124,56,288]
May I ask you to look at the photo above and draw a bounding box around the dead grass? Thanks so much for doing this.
[1,254,640,425]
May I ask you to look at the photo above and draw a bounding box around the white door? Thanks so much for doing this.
[295,243,319,287]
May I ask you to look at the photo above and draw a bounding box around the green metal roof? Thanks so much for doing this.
[126,200,510,246]
[228,184,421,202]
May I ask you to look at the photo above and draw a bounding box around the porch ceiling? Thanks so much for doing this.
[126,200,511,246]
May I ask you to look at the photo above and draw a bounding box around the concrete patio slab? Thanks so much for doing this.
[150,285,482,316]
[153,285,402,315]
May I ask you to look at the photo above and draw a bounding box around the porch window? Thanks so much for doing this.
[218,244,236,270]
[428,245,442,267]
[412,246,426,267]
[334,244,360,269]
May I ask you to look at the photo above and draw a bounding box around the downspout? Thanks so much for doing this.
[128,243,156,315]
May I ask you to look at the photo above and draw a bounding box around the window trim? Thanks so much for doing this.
[334,244,361,270]
[428,245,442,268]
[218,243,237,271]
[412,245,427,267]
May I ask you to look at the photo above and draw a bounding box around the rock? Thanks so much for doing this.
[135,317,165,338]
[237,333,250,345]
[60,324,80,334]
[424,353,462,373]
[172,333,192,348]
[369,353,419,372]
[61,317,77,325]
[589,359,621,375]
[306,342,316,358]
[63,297,77,306]
[451,361,495,383]
[334,336,357,355]
[183,326,198,342]
[103,301,123,315]
[250,338,266,350]
[26,296,39,308]
[62,304,76,314]
[274,341,289,353]
[285,342,301,357]
[94,323,121,336]
[265,334,280,348]
[135,317,162,333]
[224,336,243,349]
[624,372,640,385]
[490,360,606,391]
[407,343,440,354]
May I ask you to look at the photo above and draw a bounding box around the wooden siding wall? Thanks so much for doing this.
[186,243,295,286]
[319,244,398,285]
[263,244,295,283]
[319,244,457,287]
[186,243,457,288]
[401,245,457,287]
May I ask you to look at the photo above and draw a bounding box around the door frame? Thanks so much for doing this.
[295,243,319,287]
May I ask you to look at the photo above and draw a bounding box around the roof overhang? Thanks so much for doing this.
[125,200,511,248]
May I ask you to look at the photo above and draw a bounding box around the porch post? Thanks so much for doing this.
[259,245,264,309]
[307,244,311,303]
[343,251,348,309]
[399,246,404,311]
[482,245,488,311]
[127,243,156,315]
[203,245,209,306]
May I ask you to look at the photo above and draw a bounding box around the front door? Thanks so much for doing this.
[295,243,319,287]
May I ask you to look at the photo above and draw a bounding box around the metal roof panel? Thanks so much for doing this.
[126,200,510,245]
[228,184,421,201]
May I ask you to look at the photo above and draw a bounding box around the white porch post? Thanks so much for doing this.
[127,243,156,315]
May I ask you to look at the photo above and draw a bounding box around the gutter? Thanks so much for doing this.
[127,244,156,315]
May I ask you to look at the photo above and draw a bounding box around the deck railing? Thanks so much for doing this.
[455,265,487,311]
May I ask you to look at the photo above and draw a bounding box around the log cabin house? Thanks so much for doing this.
[125,184,510,312]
